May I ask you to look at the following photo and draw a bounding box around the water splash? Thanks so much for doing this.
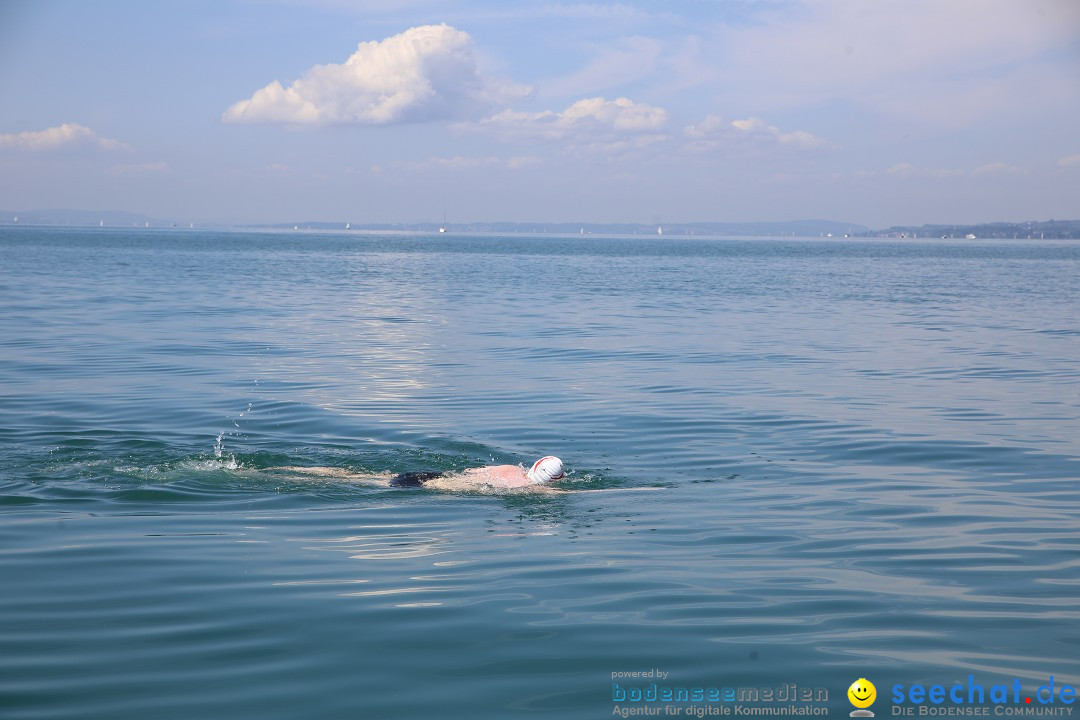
[212,400,255,469]
[211,432,241,470]
[232,402,254,429]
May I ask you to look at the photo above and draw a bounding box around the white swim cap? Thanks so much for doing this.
[526,456,565,484]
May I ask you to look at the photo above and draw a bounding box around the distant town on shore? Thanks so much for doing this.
[2,210,1079,239]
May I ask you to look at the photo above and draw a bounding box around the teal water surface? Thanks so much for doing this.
[1,228,1078,719]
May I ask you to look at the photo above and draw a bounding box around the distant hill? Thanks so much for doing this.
[878,219,1080,239]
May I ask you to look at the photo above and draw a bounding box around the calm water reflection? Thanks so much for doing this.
[1,228,1078,719]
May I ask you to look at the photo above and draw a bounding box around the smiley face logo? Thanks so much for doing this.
[848,678,876,716]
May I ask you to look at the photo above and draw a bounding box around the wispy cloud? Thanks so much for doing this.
[542,35,662,99]
[244,0,665,22]
[439,3,677,26]
[0,123,129,152]
[105,161,169,176]
[684,114,837,152]
[709,0,1080,122]
[871,161,1028,179]
[476,96,667,141]
[885,163,965,179]
[509,4,659,22]
[1058,154,1080,168]
[971,162,1027,176]
[223,24,530,125]
[391,154,543,172]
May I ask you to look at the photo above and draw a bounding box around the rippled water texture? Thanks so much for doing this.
[1,228,1078,719]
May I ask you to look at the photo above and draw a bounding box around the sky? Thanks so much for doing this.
[0,0,1078,227]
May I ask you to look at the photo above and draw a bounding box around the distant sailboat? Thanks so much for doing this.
[100,220,104,227]
[438,205,447,234]
[345,222,350,230]
[657,226,663,236]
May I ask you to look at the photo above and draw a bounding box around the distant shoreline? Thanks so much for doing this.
[2,213,1078,239]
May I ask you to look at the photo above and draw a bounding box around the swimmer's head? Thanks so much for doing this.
[526,456,565,484]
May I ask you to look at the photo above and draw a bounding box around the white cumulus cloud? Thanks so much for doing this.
[0,123,129,151]
[223,24,530,125]
[478,96,667,141]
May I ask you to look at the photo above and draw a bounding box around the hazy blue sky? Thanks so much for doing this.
[1,0,1078,226]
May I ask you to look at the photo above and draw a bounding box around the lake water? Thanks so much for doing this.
[1,227,1078,719]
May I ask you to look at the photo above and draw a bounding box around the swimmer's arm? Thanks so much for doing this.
[266,466,392,486]
[547,486,664,494]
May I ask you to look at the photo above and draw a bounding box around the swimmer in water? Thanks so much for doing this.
[389,455,565,490]
[269,456,659,494]
[269,456,569,493]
